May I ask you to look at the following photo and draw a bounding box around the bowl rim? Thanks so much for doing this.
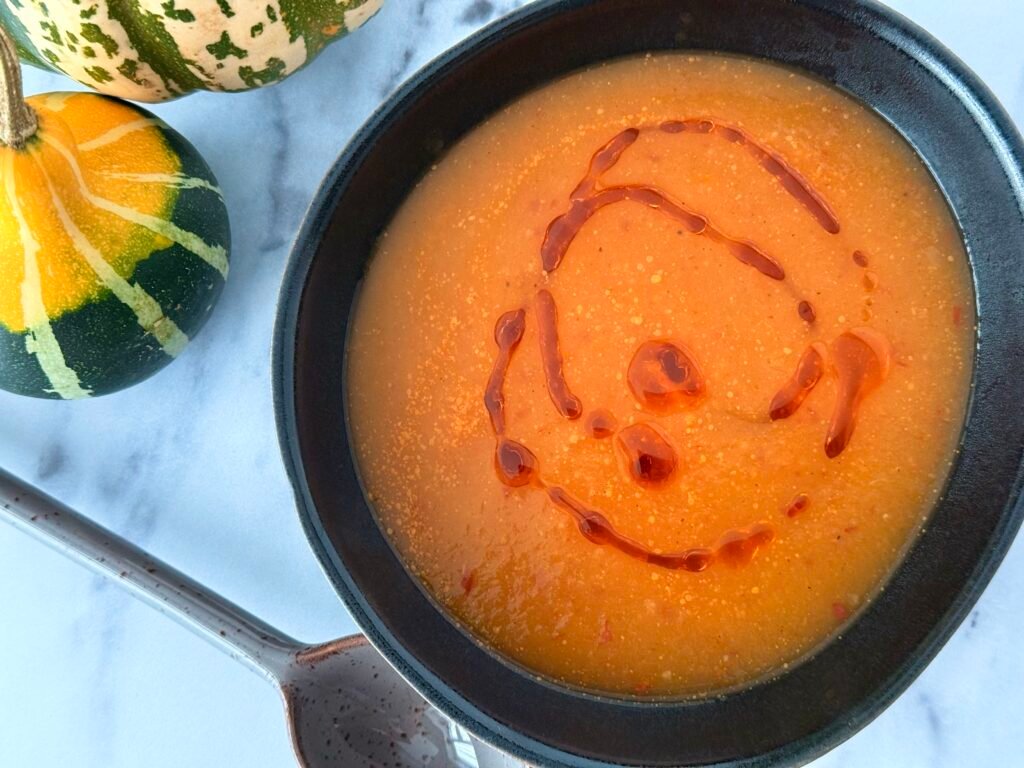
[273,1,1024,765]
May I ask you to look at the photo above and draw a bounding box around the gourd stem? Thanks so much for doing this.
[0,25,38,149]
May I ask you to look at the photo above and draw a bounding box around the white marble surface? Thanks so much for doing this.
[1,1,1021,766]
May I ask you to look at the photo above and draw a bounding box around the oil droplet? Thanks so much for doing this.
[769,343,827,420]
[495,438,539,487]
[585,409,618,439]
[616,422,678,487]
[825,328,892,458]
[628,340,705,412]
[716,523,774,567]
[785,493,810,517]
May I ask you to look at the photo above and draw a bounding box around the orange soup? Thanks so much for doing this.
[347,53,974,696]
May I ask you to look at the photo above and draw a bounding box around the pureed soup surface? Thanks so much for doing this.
[347,53,974,696]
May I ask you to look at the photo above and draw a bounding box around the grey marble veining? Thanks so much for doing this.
[1,1,1022,766]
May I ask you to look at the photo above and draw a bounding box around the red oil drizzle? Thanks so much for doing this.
[785,493,810,518]
[485,310,540,487]
[657,119,841,234]
[852,249,869,267]
[825,329,892,458]
[546,484,774,571]
[535,289,583,419]
[769,342,827,420]
[495,437,539,487]
[797,300,816,323]
[715,523,775,567]
[615,422,678,487]
[541,185,785,280]
[545,485,717,571]
[483,309,526,434]
[659,119,711,134]
[482,302,778,570]
[474,118,891,572]
[584,409,618,438]
[627,340,705,412]
[572,128,640,199]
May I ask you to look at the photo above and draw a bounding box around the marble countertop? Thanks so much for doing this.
[1,1,1021,766]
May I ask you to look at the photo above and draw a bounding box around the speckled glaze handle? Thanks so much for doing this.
[0,467,526,768]
[0,466,300,680]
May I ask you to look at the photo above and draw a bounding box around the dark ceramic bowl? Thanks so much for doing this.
[274,1,1024,765]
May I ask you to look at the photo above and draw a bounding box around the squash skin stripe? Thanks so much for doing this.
[40,133,230,279]
[105,0,205,95]
[35,154,190,358]
[0,7,46,68]
[78,118,160,151]
[97,170,224,199]
[344,0,385,31]
[37,93,73,113]
[2,154,91,399]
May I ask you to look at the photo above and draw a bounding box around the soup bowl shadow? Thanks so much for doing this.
[273,1,1024,766]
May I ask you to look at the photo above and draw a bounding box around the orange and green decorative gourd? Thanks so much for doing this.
[0,0,383,102]
[0,27,229,399]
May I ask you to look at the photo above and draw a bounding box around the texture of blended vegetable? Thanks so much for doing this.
[347,53,975,696]
[0,0,384,102]
[0,84,229,398]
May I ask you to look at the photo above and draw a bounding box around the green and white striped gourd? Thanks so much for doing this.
[0,0,383,102]
[0,26,229,398]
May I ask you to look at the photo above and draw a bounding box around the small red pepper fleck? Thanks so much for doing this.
[460,567,477,596]
[952,305,963,326]
[785,493,809,518]
[832,601,850,621]
[598,615,614,645]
